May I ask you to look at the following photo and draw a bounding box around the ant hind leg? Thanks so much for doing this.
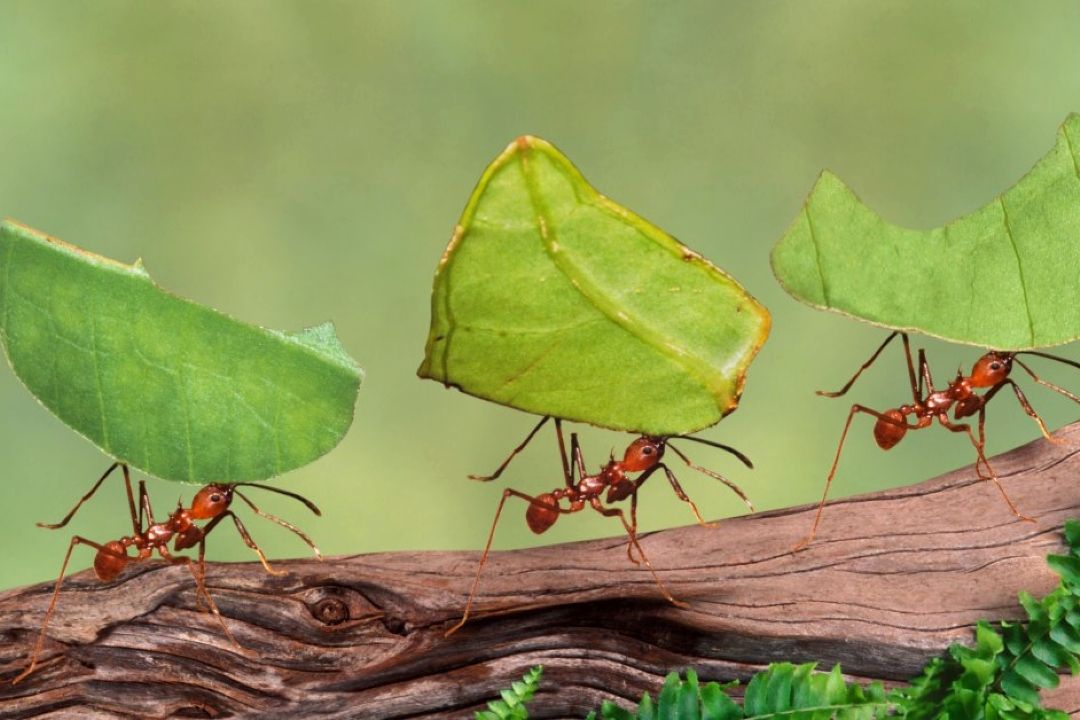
[12,536,114,685]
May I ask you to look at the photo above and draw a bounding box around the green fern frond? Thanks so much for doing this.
[585,665,892,719]
[898,519,1080,719]
[476,665,543,720]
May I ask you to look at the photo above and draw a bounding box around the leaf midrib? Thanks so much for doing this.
[515,145,729,412]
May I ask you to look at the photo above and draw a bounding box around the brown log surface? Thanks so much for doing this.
[1,423,1080,719]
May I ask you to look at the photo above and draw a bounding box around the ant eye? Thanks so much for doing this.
[642,447,654,455]
[210,494,222,503]
[990,362,1001,371]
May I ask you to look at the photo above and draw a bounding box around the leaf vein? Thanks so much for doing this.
[1063,123,1080,182]
[998,197,1036,346]
[88,287,111,451]
[804,203,831,306]
[177,362,197,482]
[515,147,724,408]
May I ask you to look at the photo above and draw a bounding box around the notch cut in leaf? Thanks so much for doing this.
[0,220,362,483]
[772,113,1080,350]
[419,136,770,436]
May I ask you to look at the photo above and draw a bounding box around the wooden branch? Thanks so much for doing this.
[2,422,1080,719]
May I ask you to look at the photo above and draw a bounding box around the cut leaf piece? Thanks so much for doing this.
[771,113,1080,350]
[418,136,771,436]
[0,220,362,483]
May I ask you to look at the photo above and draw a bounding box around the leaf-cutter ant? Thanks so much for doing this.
[11,462,321,684]
[447,416,754,635]
[796,331,1079,550]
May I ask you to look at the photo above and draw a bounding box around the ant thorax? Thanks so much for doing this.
[579,466,616,495]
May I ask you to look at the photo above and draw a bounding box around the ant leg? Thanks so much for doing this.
[589,498,688,609]
[1013,359,1077,440]
[38,463,135,532]
[917,347,935,398]
[447,488,575,636]
[1015,355,1080,404]
[231,491,322,560]
[818,331,900,398]
[468,416,550,482]
[974,406,992,478]
[937,415,1034,522]
[794,404,920,552]
[137,479,157,528]
[999,378,1064,444]
[656,464,716,528]
[157,546,239,647]
[664,446,755,513]
[553,418,573,487]
[12,536,119,685]
[218,511,286,576]
[626,490,641,564]
[571,432,587,481]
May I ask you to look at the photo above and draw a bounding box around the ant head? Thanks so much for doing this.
[970,351,1014,387]
[622,436,665,472]
[189,484,235,520]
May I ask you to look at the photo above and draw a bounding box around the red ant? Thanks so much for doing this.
[447,415,755,635]
[796,331,1080,550]
[12,462,322,684]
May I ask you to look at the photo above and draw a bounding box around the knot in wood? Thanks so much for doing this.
[312,596,350,625]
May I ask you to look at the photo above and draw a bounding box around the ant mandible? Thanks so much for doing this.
[795,330,1080,550]
[447,415,754,635]
[12,462,322,684]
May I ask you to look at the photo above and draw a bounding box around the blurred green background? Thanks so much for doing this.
[1,1,1079,591]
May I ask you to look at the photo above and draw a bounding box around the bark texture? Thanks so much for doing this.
[1,422,1079,719]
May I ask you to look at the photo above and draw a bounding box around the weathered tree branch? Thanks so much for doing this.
[1,422,1079,718]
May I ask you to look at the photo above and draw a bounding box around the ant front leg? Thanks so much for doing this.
[937,415,1034,523]
[11,535,122,685]
[665,445,755,513]
[589,498,688,609]
[985,378,1065,445]
[1014,356,1080,404]
[447,488,576,636]
[208,511,286,576]
[230,491,323,560]
[629,462,716,529]
[818,331,902,398]
[468,416,551,482]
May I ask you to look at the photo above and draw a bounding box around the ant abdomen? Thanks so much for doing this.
[873,410,906,450]
[526,494,559,534]
[93,541,128,581]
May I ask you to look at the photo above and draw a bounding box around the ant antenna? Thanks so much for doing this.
[1015,352,1080,404]
[670,435,754,469]
[232,483,323,516]
[232,490,323,559]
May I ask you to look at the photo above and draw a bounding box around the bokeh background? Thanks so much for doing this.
[1,1,1079,590]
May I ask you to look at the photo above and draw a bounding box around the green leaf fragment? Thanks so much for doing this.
[771,113,1080,350]
[0,220,362,483]
[419,136,770,436]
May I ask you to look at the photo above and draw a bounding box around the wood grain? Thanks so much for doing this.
[1,422,1079,719]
